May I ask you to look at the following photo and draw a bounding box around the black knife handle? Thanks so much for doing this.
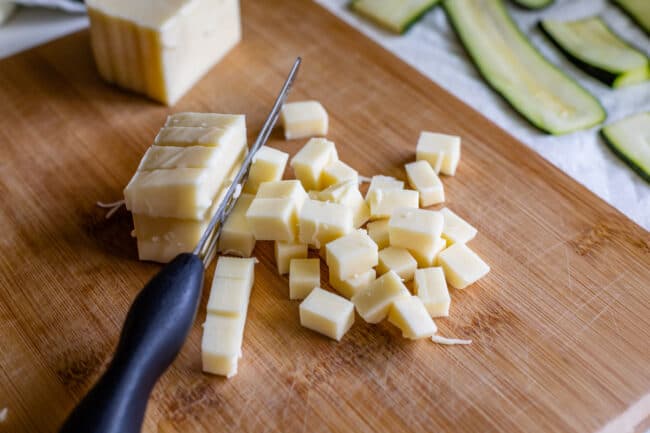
[59,253,205,433]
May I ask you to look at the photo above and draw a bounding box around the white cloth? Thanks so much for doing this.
[316,0,650,231]
[0,1,648,229]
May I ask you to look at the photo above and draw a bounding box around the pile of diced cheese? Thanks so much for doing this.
[199,100,490,377]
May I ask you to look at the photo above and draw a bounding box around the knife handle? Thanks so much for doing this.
[59,253,205,433]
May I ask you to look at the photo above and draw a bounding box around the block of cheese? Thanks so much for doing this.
[207,277,253,317]
[369,189,419,220]
[274,241,308,275]
[290,138,338,190]
[388,296,437,339]
[329,268,376,299]
[214,256,256,280]
[321,160,359,188]
[389,207,443,255]
[438,243,489,289]
[201,315,245,377]
[299,287,354,341]
[365,175,404,202]
[414,267,450,317]
[298,199,353,248]
[289,258,320,300]
[405,160,444,207]
[245,198,298,242]
[377,247,417,282]
[366,219,390,249]
[218,194,256,257]
[410,237,447,268]
[243,146,289,194]
[352,270,410,324]
[317,181,369,228]
[87,0,241,105]
[281,101,329,140]
[416,132,461,176]
[326,229,378,280]
[440,207,478,245]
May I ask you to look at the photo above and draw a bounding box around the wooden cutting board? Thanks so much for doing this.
[0,1,648,432]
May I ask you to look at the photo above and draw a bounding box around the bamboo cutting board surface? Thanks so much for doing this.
[1,1,649,432]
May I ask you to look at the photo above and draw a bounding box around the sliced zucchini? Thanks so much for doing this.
[600,112,650,182]
[350,0,440,34]
[443,0,605,135]
[612,0,650,36]
[540,17,650,88]
[511,0,554,10]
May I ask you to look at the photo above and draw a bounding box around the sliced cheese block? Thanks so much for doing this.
[274,241,308,275]
[87,0,241,105]
[138,145,226,170]
[366,219,390,249]
[201,315,245,377]
[438,243,489,289]
[316,181,369,228]
[369,189,419,220]
[299,287,354,341]
[154,125,245,149]
[414,267,450,317]
[243,146,289,194]
[326,229,378,281]
[298,199,353,248]
[281,100,329,140]
[440,207,478,245]
[165,112,246,130]
[329,268,376,299]
[214,256,257,280]
[352,270,410,324]
[321,160,359,188]
[289,258,320,300]
[245,198,298,242]
[388,296,437,339]
[218,194,256,257]
[405,160,444,207]
[416,132,461,176]
[388,207,443,253]
[377,247,417,282]
[290,138,338,190]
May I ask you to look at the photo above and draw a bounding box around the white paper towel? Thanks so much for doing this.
[316,0,650,231]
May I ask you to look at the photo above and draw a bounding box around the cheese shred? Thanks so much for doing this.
[96,200,126,219]
[431,335,472,346]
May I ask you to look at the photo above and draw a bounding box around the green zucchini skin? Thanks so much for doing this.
[511,0,554,10]
[611,0,650,36]
[539,18,650,89]
[349,0,441,34]
[443,0,605,135]
[600,113,650,183]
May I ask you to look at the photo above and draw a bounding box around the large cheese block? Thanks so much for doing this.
[87,0,241,105]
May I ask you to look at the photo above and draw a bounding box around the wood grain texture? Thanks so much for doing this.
[0,1,649,432]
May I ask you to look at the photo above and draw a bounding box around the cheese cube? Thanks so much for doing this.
[289,258,320,300]
[87,0,241,105]
[245,198,297,242]
[389,208,443,253]
[410,237,447,268]
[367,219,390,249]
[441,207,478,245]
[352,270,410,324]
[405,160,444,207]
[299,288,354,341]
[165,112,246,130]
[365,175,404,201]
[414,267,450,317]
[317,181,369,228]
[290,138,338,190]
[256,180,308,208]
[281,101,329,140]
[321,160,359,188]
[416,132,461,176]
[369,189,419,220]
[274,241,308,275]
[214,256,256,280]
[206,277,253,317]
[243,146,289,194]
[326,229,378,280]
[298,199,353,248]
[329,268,376,299]
[377,247,417,282]
[438,243,490,289]
[388,296,437,339]
[218,194,256,257]
[201,315,245,377]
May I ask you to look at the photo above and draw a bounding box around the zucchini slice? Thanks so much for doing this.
[612,0,650,35]
[444,0,605,135]
[511,0,554,10]
[600,112,650,182]
[540,17,650,88]
[350,0,440,34]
